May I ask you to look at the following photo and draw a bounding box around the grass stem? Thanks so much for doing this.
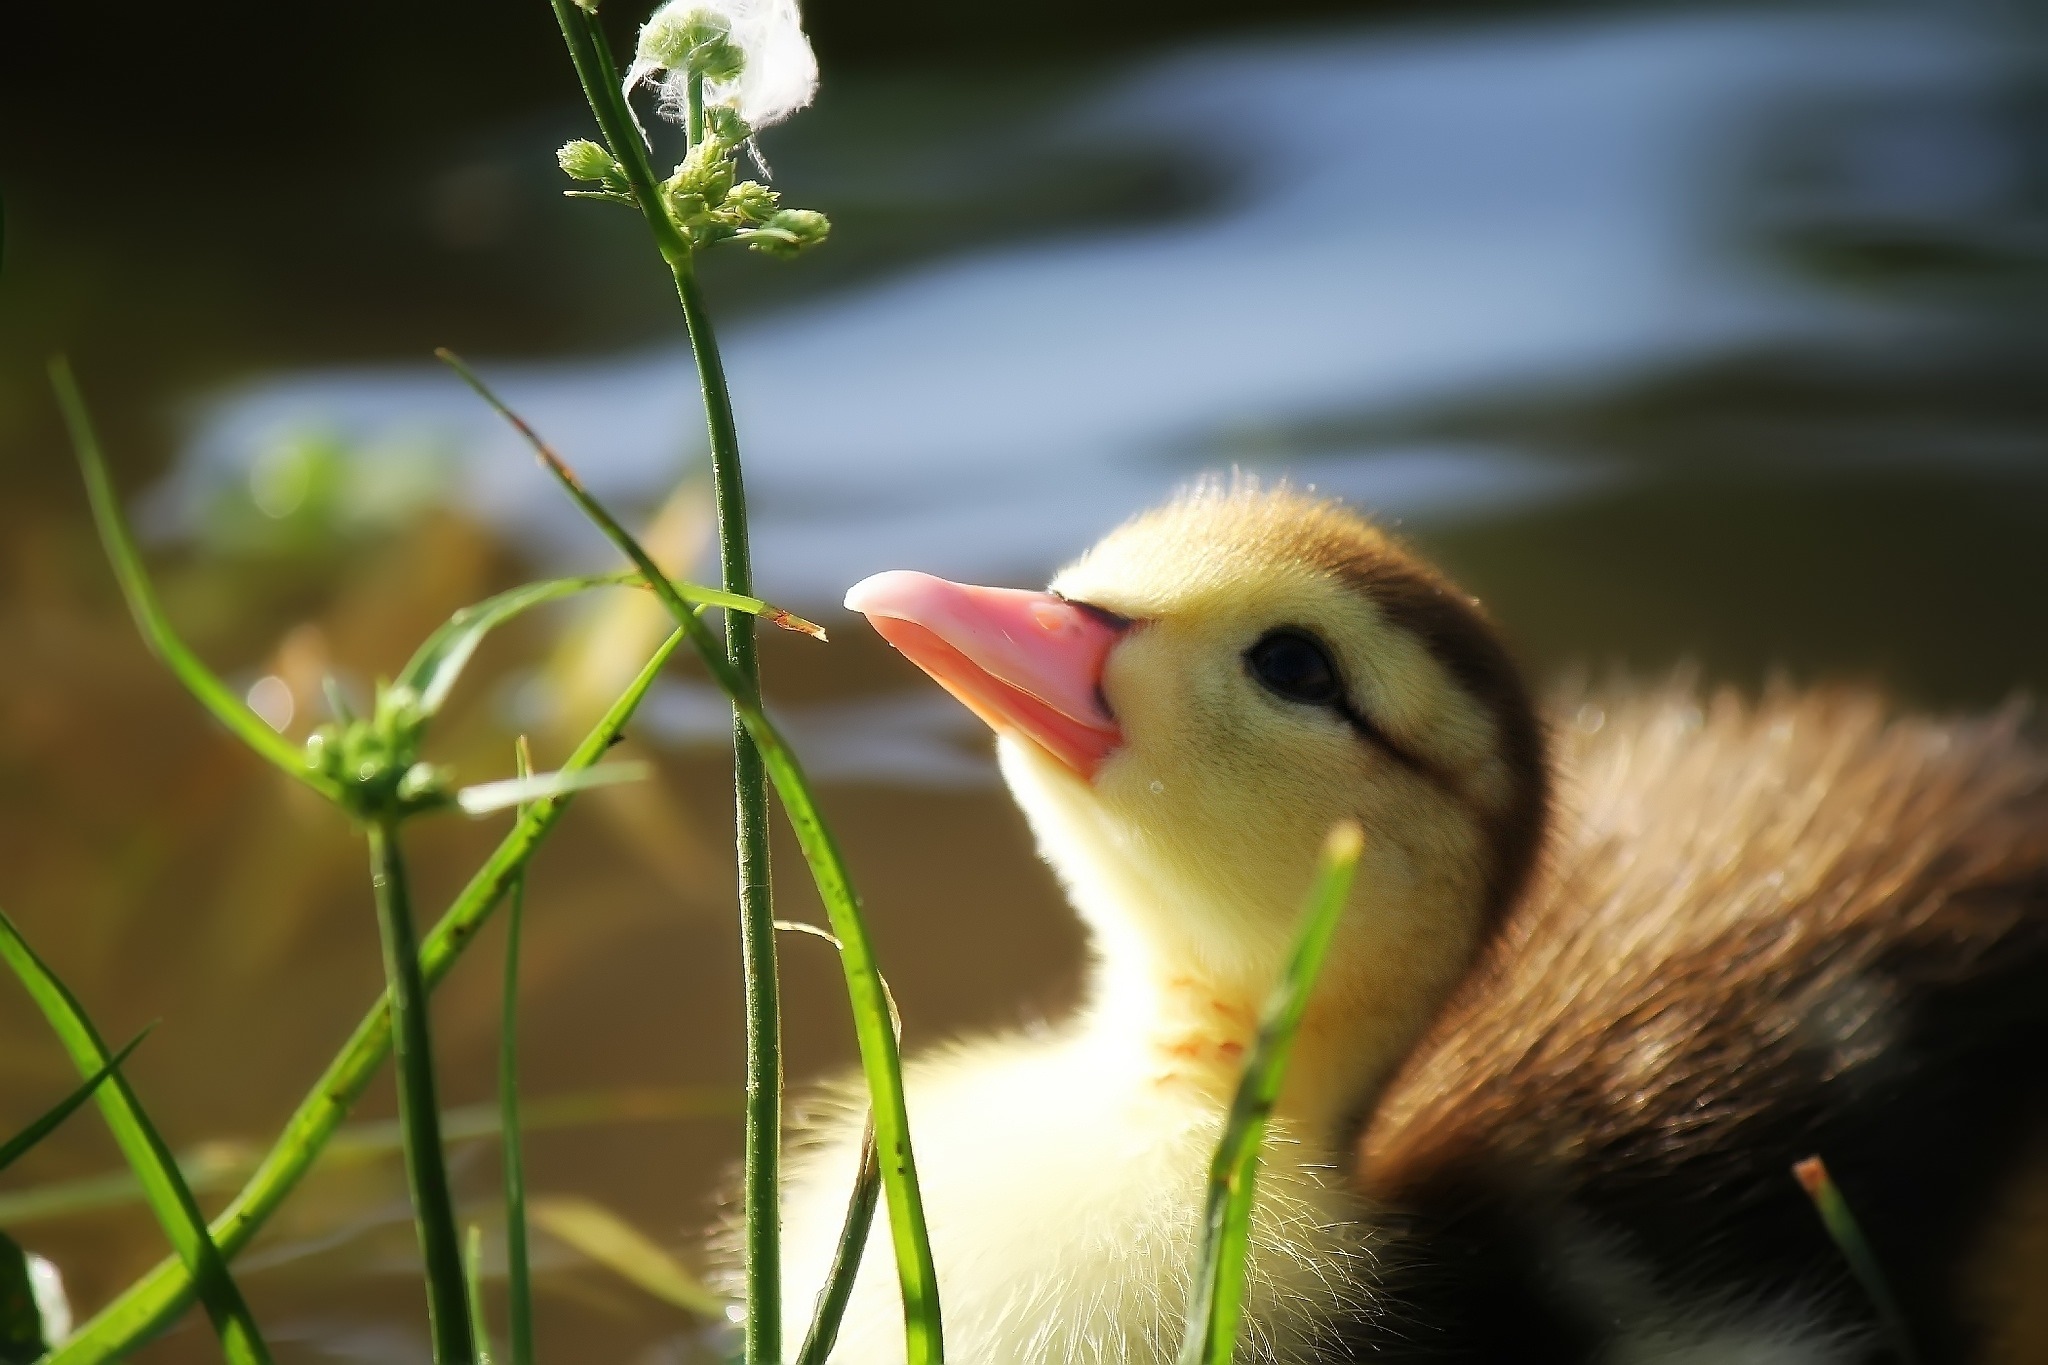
[51,358,344,806]
[501,739,537,1365]
[443,356,945,1363]
[676,258,787,1365]
[579,17,787,1353]
[366,822,473,1365]
[48,629,690,1364]
[1178,824,1364,1365]
[0,1026,152,1175]
[0,911,272,1365]
[465,1225,497,1365]
[1793,1156,1920,1364]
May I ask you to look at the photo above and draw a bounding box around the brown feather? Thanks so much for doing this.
[1356,676,2048,1354]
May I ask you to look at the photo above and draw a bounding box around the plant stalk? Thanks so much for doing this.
[368,820,476,1365]
[676,258,785,1365]
[47,628,688,1364]
[450,359,945,1363]
[501,741,537,1365]
[547,6,786,1355]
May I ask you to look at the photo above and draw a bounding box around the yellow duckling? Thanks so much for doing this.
[765,480,2048,1365]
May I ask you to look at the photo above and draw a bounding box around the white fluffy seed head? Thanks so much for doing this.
[627,0,819,131]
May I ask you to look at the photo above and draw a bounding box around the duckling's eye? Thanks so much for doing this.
[1246,629,1343,706]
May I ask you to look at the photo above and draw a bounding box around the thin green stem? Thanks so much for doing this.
[501,740,537,1365]
[523,16,790,1356]
[51,358,344,806]
[794,1118,880,1365]
[1178,824,1364,1365]
[678,254,786,1365]
[465,1225,497,1365]
[0,912,272,1365]
[447,359,944,1363]
[47,628,690,1364]
[367,822,472,1365]
[1794,1156,1920,1364]
[775,920,889,1365]
[548,2,688,267]
[0,1026,152,1175]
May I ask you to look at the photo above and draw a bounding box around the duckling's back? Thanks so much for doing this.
[1356,680,2048,1364]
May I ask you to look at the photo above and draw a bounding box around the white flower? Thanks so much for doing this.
[626,0,819,133]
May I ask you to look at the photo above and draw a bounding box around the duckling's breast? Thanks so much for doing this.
[775,1022,1381,1365]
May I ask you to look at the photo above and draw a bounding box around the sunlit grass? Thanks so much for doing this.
[0,909,270,1363]
[1178,825,1364,1365]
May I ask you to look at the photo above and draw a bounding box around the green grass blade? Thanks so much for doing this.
[465,1225,496,1365]
[48,357,344,807]
[1177,824,1364,1365]
[365,822,472,1365]
[0,910,272,1365]
[400,576,626,718]
[48,628,689,1365]
[399,574,820,721]
[521,15,788,1357]
[793,1119,880,1365]
[0,1086,738,1230]
[500,738,536,1365]
[774,916,888,1365]
[0,1026,153,1175]
[1793,1156,1920,1365]
[446,359,945,1363]
[776,920,888,1365]
[526,1198,725,1318]
[455,761,650,816]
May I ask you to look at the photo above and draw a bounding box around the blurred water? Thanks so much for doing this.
[161,6,2041,608]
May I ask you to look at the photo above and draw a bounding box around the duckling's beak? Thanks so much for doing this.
[844,570,1129,778]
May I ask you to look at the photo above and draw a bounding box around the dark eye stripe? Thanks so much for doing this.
[1334,697,1432,779]
[1245,627,1448,787]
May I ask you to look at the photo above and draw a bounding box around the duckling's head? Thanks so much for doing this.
[848,482,1546,1113]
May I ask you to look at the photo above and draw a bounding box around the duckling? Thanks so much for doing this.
[764,480,2048,1365]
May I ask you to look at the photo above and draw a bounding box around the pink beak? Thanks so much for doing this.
[844,570,1130,779]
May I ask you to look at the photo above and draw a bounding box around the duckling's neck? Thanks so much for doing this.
[1079,946,1406,1141]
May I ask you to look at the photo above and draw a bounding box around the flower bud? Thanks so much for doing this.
[396,762,454,809]
[747,207,829,257]
[636,8,743,83]
[722,180,779,224]
[625,0,818,132]
[705,104,753,149]
[666,189,711,228]
[557,139,620,183]
[671,139,734,203]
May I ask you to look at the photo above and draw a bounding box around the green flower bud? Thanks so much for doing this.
[667,190,710,227]
[722,180,779,225]
[637,9,745,85]
[557,139,620,183]
[396,762,454,809]
[747,207,830,258]
[673,140,734,202]
[705,104,752,149]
